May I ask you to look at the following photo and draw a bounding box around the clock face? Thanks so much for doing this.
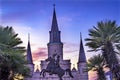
[54,49,58,54]
[52,46,58,53]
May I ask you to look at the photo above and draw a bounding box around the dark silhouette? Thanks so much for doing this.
[40,54,73,80]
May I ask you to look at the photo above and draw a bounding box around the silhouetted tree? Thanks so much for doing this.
[85,20,120,79]
[0,26,29,80]
[88,54,106,80]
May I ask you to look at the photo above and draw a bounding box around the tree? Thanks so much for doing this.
[0,26,25,53]
[88,54,106,80]
[85,20,120,79]
[0,26,30,80]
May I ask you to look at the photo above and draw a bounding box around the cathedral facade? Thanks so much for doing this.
[25,6,88,80]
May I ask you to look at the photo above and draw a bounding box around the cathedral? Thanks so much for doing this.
[25,6,88,80]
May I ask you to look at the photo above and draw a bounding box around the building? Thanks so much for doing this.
[25,6,88,80]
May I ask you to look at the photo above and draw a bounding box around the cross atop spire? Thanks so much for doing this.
[78,33,87,63]
[80,32,82,40]
[28,33,30,42]
[27,33,33,64]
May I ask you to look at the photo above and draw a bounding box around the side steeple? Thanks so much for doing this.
[49,4,61,43]
[26,34,34,78]
[27,34,33,64]
[77,33,88,80]
[78,33,86,63]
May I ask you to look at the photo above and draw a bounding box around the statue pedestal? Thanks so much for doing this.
[40,73,72,80]
[41,60,71,70]
[40,57,73,80]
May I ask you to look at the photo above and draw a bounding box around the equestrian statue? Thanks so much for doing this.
[40,54,73,80]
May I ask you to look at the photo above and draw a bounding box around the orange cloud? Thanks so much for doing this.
[88,71,98,80]
[32,47,47,62]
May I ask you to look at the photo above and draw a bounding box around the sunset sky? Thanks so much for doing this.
[0,0,120,79]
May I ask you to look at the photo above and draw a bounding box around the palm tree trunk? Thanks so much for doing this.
[103,41,120,79]
[0,66,10,80]
[97,67,106,80]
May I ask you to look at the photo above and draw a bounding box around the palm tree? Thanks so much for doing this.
[0,26,29,80]
[0,26,25,53]
[85,20,120,79]
[88,54,106,80]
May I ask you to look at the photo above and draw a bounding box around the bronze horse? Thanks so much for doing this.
[40,56,73,80]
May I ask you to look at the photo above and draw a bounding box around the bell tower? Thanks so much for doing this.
[47,5,63,60]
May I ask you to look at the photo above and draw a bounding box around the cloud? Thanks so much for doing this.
[1,1,46,23]
[32,47,47,62]
[63,42,79,54]
[14,26,32,31]
[64,42,79,48]
[59,16,72,22]
[1,23,32,32]
[88,71,97,80]
[11,25,33,45]
[64,50,78,53]
[58,16,73,27]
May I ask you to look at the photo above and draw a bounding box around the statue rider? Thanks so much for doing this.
[55,55,60,68]
[46,54,60,75]
[48,54,57,75]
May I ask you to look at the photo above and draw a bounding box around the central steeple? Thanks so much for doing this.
[51,4,59,32]
[48,5,63,60]
[49,5,61,43]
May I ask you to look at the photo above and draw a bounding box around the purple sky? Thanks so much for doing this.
[0,0,120,79]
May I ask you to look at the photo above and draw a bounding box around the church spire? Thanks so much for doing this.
[51,4,59,31]
[49,4,61,43]
[48,5,63,60]
[27,33,33,64]
[78,33,87,63]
